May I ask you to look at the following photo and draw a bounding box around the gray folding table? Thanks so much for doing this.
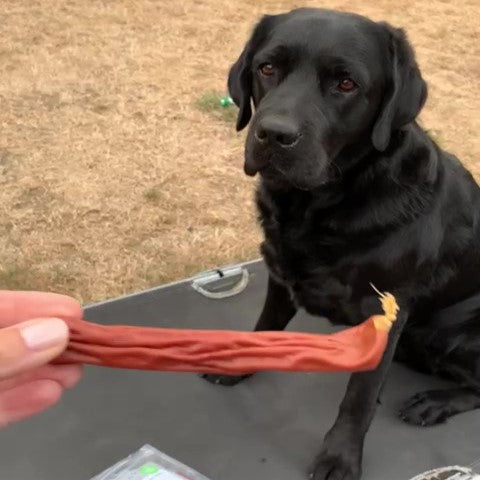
[1,260,479,479]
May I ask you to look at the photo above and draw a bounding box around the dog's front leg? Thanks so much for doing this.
[310,309,409,480]
[201,275,297,386]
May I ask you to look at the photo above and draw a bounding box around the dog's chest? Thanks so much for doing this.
[258,192,370,324]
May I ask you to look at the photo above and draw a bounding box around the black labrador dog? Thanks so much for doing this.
[202,8,480,480]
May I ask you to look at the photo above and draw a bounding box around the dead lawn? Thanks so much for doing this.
[0,0,478,303]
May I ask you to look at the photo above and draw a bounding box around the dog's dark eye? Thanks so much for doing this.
[337,78,357,92]
[259,63,276,77]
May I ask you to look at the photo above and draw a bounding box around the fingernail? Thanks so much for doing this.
[20,318,68,351]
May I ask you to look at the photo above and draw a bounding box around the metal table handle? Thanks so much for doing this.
[191,265,249,299]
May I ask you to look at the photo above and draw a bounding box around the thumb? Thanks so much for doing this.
[0,318,69,379]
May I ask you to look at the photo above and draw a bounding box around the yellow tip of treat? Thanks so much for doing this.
[370,284,399,331]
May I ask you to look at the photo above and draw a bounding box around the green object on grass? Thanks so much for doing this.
[195,92,237,123]
[219,96,234,107]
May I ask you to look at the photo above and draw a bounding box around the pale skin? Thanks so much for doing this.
[0,291,83,428]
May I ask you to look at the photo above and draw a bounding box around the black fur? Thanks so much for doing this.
[202,8,480,480]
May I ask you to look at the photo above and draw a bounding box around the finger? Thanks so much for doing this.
[0,291,82,327]
[0,379,63,428]
[0,364,83,392]
[0,318,69,379]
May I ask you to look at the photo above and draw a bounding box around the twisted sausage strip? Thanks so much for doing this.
[56,292,399,374]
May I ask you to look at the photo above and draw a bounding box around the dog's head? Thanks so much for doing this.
[229,8,427,190]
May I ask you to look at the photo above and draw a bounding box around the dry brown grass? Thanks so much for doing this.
[0,0,479,303]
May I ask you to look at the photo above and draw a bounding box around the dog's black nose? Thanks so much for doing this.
[255,117,301,147]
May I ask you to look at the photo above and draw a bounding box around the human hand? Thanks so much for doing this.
[0,290,83,428]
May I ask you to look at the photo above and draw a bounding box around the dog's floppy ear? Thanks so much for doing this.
[228,15,278,131]
[228,43,252,131]
[371,24,428,151]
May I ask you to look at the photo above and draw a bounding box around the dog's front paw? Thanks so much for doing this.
[309,444,362,480]
[200,373,252,386]
[399,391,452,426]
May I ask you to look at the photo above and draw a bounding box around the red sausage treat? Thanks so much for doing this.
[56,291,399,374]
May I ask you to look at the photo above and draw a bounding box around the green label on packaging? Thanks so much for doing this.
[135,463,186,479]
[139,464,161,475]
